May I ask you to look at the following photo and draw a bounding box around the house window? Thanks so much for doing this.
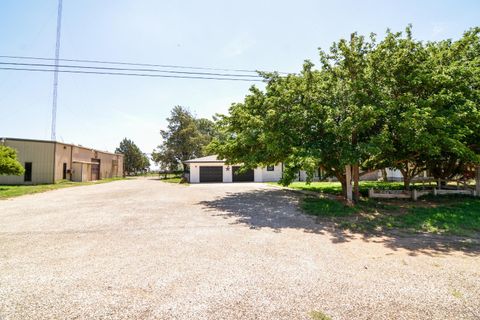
[24,162,32,182]
[267,165,275,171]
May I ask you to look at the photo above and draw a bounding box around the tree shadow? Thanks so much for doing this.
[198,188,480,256]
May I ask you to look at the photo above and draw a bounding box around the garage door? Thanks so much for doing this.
[232,166,254,182]
[199,166,223,182]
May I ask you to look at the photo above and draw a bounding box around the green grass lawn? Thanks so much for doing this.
[270,181,479,236]
[159,177,184,183]
[301,195,480,236]
[0,177,125,200]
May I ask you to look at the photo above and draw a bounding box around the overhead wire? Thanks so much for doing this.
[0,54,289,75]
[0,61,262,78]
[0,66,264,82]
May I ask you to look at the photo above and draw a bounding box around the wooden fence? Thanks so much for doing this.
[369,187,477,201]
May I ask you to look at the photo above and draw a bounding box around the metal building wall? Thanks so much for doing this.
[0,138,124,184]
[0,139,55,184]
[54,142,73,181]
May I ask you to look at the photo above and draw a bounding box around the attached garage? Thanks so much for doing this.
[232,166,254,182]
[184,155,283,183]
[199,166,223,183]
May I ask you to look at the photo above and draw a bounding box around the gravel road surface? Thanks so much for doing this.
[0,178,479,319]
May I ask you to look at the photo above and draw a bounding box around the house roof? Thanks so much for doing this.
[183,155,225,163]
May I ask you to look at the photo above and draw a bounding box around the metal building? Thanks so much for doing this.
[0,138,124,184]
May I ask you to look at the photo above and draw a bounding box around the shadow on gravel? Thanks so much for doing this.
[199,188,480,256]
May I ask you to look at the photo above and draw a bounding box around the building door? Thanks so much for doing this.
[199,166,223,182]
[91,159,100,180]
[24,162,32,182]
[62,163,67,180]
[232,166,254,182]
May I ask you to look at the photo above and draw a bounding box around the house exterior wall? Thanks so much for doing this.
[254,168,262,182]
[223,165,233,183]
[188,163,282,183]
[0,139,55,184]
[256,164,283,182]
[386,168,403,180]
[360,170,381,181]
[187,160,421,184]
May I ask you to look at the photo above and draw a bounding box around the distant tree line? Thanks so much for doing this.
[116,138,150,175]
[208,26,480,202]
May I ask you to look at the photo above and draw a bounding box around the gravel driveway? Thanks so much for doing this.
[0,178,479,319]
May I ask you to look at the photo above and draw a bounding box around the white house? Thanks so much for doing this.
[184,155,406,183]
[184,155,283,183]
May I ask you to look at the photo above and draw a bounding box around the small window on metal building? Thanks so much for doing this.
[267,165,275,171]
[24,162,32,182]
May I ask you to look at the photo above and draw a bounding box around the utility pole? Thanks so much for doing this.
[51,0,63,141]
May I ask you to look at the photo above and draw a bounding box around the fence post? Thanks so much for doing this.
[412,189,418,201]
[369,188,374,198]
[433,188,437,196]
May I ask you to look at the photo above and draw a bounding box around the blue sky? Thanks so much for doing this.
[1,0,479,155]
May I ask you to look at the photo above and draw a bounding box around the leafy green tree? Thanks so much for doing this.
[153,106,217,171]
[138,153,150,174]
[317,32,383,200]
[422,28,480,181]
[371,27,480,187]
[115,138,148,175]
[0,145,25,176]
[367,26,434,188]
[210,26,480,201]
[211,34,381,201]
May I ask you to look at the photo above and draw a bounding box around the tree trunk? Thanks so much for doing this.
[399,163,413,190]
[353,164,360,202]
[404,176,411,190]
[345,165,353,204]
[335,172,347,198]
[381,168,388,182]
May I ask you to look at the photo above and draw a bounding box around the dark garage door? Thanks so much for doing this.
[232,166,254,182]
[199,166,223,182]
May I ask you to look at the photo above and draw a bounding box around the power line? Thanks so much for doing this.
[0,54,290,75]
[0,61,262,78]
[0,66,264,82]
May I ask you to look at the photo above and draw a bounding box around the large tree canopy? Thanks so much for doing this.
[0,145,25,176]
[152,106,217,171]
[210,26,480,201]
[115,138,149,175]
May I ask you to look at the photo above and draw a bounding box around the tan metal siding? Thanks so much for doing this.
[0,140,55,184]
[96,152,124,179]
[54,143,73,181]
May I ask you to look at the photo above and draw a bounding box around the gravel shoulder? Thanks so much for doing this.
[0,178,479,319]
